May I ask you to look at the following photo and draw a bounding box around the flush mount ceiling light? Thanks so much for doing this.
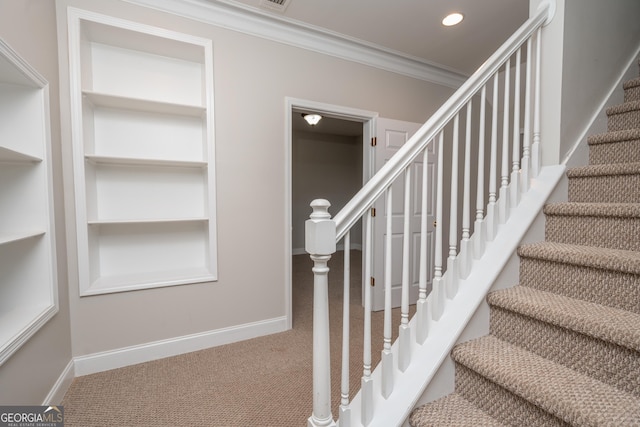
[302,113,322,126]
[442,12,464,27]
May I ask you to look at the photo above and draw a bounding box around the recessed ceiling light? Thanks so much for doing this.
[442,12,464,27]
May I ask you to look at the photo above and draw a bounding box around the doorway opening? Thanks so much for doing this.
[285,98,377,329]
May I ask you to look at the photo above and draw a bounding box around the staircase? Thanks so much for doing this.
[409,63,640,426]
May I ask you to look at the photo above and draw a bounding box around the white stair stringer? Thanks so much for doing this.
[342,165,566,427]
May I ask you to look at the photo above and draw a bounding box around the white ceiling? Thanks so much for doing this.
[228,0,529,76]
[226,0,530,136]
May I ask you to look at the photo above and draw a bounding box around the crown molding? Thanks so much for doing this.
[122,0,468,88]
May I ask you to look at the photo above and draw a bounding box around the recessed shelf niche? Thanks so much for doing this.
[66,8,217,296]
[0,37,58,365]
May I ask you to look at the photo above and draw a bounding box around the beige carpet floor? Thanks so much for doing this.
[61,251,412,426]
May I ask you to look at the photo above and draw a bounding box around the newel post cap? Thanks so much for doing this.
[305,199,337,255]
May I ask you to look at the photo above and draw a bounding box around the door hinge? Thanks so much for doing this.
[371,207,376,217]
[371,137,377,147]
[370,276,375,287]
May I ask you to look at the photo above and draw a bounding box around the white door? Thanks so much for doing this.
[371,118,436,311]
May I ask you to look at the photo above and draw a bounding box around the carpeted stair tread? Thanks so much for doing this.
[544,202,640,217]
[409,393,506,427]
[517,241,640,275]
[607,99,640,115]
[586,128,640,164]
[624,76,640,90]
[452,336,640,426]
[624,77,640,102]
[606,100,640,131]
[587,128,640,145]
[543,203,640,251]
[488,286,640,351]
[566,161,640,178]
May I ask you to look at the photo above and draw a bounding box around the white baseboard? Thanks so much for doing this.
[73,316,289,376]
[43,360,75,405]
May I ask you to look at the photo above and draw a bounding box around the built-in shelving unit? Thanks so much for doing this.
[0,38,58,365]
[67,8,217,296]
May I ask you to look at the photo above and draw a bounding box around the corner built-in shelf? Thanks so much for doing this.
[67,8,217,296]
[0,37,58,366]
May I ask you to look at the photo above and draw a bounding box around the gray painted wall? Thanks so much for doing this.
[292,132,363,253]
[52,0,453,360]
[560,0,640,162]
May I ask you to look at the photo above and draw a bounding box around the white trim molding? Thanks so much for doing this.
[73,316,288,376]
[122,0,468,88]
[43,360,75,405]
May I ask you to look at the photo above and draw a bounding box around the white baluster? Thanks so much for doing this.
[510,48,522,209]
[416,145,430,344]
[430,132,445,320]
[306,199,337,427]
[361,210,373,426]
[339,232,351,427]
[381,188,393,398]
[486,73,499,241]
[447,115,459,299]
[522,37,532,193]
[399,166,411,372]
[474,86,487,259]
[532,28,542,178]
[499,58,511,225]
[459,101,473,279]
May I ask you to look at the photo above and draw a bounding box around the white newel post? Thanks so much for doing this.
[306,199,337,427]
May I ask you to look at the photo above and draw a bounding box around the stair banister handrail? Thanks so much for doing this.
[333,1,552,241]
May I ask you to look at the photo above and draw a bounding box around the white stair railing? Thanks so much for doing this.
[305,3,555,426]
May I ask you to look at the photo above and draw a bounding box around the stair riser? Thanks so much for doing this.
[519,257,640,314]
[490,306,640,397]
[608,109,640,132]
[625,85,640,102]
[454,364,568,426]
[589,139,640,164]
[568,174,640,203]
[545,215,640,251]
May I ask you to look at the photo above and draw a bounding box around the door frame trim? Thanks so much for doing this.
[284,97,378,329]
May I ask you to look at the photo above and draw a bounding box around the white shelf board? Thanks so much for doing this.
[87,217,208,225]
[0,231,45,246]
[85,154,207,168]
[0,145,43,163]
[84,267,215,296]
[83,90,205,117]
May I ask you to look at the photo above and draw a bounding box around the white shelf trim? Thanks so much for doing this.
[0,38,47,88]
[85,154,207,168]
[84,267,216,296]
[0,303,58,366]
[83,90,205,117]
[87,217,209,225]
[0,146,43,163]
[0,231,46,246]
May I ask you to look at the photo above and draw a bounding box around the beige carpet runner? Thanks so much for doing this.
[410,62,640,426]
